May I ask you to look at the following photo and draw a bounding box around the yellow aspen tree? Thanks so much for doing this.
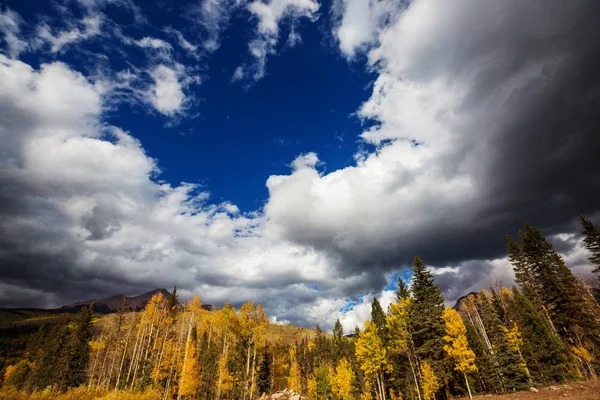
[442,308,477,399]
[386,298,420,400]
[287,347,302,392]
[355,320,387,400]
[571,345,596,379]
[419,362,439,400]
[178,332,200,398]
[331,357,355,399]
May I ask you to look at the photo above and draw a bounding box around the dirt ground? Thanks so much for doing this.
[456,380,600,400]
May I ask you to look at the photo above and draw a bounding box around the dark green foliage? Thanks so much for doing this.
[580,216,600,273]
[257,350,272,395]
[408,256,447,377]
[332,319,346,365]
[507,223,594,341]
[314,324,330,366]
[508,288,573,384]
[60,305,94,389]
[29,320,70,390]
[395,278,410,302]
[168,285,179,316]
[480,292,529,392]
[315,364,331,399]
[3,359,31,388]
[370,297,386,340]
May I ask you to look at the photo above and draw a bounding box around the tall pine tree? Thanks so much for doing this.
[409,256,447,397]
[580,216,600,274]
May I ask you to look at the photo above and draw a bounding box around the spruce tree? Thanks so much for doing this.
[370,297,386,340]
[508,288,574,384]
[479,291,529,392]
[396,278,410,302]
[332,319,346,365]
[408,256,447,394]
[257,351,272,395]
[507,222,594,342]
[168,285,179,316]
[62,305,94,389]
[580,216,600,273]
[30,321,70,390]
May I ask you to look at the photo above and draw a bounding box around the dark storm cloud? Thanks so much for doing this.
[264,0,600,300]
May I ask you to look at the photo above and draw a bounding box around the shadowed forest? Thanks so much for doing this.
[1,218,600,400]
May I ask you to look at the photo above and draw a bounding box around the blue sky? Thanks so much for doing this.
[6,0,375,211]
[1,0,598,331]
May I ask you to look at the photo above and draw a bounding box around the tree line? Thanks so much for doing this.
[2,217,600,399]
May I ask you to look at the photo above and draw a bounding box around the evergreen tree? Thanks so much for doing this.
[408,256,447,394]
[332,319,346,365]
[395,278,410,302]
[507,222,595,342]
[508,288,573,384]
[257,350,272,395]
[580,216,600,273]
[479,291,529,392]
[168,285,179,317]
[370,297,386,340]
[62,305,94,389]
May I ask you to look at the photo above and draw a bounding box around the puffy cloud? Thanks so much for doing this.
[1,0,599,333]
[331,0,403,58]
[0,56,364,330]
[146,64,189,116]
[262,0,600,304]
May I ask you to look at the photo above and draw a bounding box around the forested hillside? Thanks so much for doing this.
[1,218,600,400]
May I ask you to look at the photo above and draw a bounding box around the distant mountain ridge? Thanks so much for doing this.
[62,288,172,313]
[62,288,216,313]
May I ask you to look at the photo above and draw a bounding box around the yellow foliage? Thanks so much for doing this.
[88,340,106,353]
[505,322,523,353]
[359,390,374,400]
[0,386,160,400]
[355,320,387,381]
[178,337,200,397]
[389,389,403,400]
[330,358,355,399]
[307,375,317,399]
[386,298,411,355]
[287,347,302,392]
[442,308,477,374]
[572,345,593,362]
[420,361,440,400]
[4,365,15,385]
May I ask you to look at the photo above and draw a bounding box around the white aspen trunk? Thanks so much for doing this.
[249,346,257,400]
[216,333,228,400]
[244,341,251,399]
[116,312,135,389]
[464,373,473,399]
[155,325,170,386]
[88,333,103,387]
[178,313,195,400]
[408,354,422,400]
[99,333,113,387]
[131,324,148,389]
[126,315,144,386]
